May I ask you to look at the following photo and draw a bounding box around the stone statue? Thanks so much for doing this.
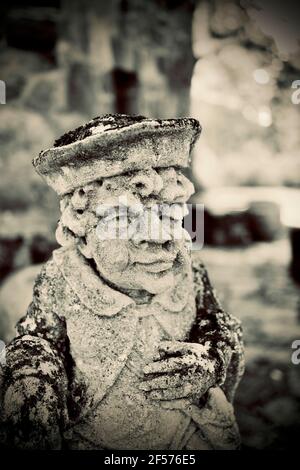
[0,114,244,450]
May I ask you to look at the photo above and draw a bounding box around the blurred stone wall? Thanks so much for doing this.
[60,0,195,118]
[191,0,300,189]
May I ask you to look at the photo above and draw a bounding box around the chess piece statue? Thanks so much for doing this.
[0,115,244,449]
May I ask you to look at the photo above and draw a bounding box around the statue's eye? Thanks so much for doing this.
[135,182,145,190]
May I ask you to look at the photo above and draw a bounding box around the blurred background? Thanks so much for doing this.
[0,0,300,450]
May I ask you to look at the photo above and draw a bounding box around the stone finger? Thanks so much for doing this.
[143,354,196,375]
[148,383,195,401]
[139,373,184,391]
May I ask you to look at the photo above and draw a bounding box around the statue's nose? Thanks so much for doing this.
[130,170,163,197]
[131,210,173,245]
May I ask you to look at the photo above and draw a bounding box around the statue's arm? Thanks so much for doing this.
[189,261,245,402]
[0,302,69,449]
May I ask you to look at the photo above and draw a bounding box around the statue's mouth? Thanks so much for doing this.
[136,250,184,274]
[141,260,174,273]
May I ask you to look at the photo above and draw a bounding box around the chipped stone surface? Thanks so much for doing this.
[0,114,244,449]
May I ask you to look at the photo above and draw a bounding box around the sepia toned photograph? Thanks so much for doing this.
[0,0,299,456]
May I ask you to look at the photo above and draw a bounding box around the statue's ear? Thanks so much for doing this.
[55,221,76,247]
[78,236,93,259]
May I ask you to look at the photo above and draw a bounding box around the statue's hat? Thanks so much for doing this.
[33,114,201,195]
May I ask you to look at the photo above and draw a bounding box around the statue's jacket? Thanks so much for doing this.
[0,246,244,450]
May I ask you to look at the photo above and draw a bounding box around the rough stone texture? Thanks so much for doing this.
[0,115,244,450]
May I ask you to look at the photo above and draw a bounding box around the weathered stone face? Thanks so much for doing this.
[56,165,195,294]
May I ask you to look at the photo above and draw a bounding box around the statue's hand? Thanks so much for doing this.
[139,340,217,402]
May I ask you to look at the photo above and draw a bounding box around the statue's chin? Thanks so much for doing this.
[96,266,176,296]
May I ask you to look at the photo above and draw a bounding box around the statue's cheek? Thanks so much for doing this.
[95,239,130,273]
